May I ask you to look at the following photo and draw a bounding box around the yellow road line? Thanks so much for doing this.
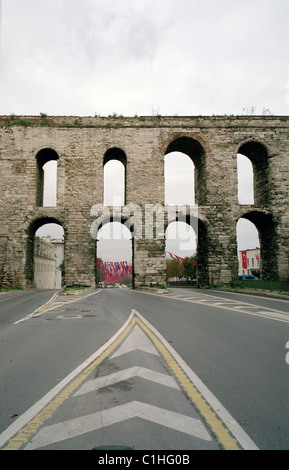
[36,294,59,313]
[16,290,102,324]
[3,311,248,451]
[2,318,135,450]
[134,316,241,450]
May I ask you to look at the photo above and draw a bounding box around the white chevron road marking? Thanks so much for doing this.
[1,309,258,451]
[111,324,159,358]
[24,401,212,450]
[73,366,180,396]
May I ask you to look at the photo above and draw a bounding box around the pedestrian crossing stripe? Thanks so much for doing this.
[140,290,289,323]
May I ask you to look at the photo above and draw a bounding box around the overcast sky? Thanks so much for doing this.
[1,0,288,262]
[1,0,289,116]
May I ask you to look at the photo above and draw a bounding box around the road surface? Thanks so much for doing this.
[0,287,288,451]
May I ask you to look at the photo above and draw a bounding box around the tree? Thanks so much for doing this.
[182,255,197,280]
[251,269,260,279]
[166,259,182,280]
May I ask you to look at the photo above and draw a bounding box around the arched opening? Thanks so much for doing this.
[166,221,197,258]
[26,218,65,289]
[103,148,126,206]
[237,212,278,280]
[165,136,206,205]
[165,152,195,205]
[165,216,208,287]
[96,220,133,288]
[237,154,254,204]
[237,142,270,206]
[236,218,260,277]
[35,148,59,207]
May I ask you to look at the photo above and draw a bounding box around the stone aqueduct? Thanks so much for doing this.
[0,114,288,290]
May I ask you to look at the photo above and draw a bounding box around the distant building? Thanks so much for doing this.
[34,236,64,289]
[51,239,64,289]
[34,237,56,289]
[238,248,260,277]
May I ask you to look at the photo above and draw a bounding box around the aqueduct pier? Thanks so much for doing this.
[0,114,288,289]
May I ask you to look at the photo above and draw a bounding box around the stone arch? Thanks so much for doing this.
[25,217,66,288]
[96,213,135,237]
[35,148,60,207]
[237,154,254,204]
[238,210,278,280]
[103,147,127,205]
[163,135,207,205]
[94,213,135,288]
[237,140,270,206]
[165,211,209,287]
[165,152,195,205]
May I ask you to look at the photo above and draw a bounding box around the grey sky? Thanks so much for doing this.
[1,0,289,116]
[1,0,287,261]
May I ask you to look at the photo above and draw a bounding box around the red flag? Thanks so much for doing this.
[241,251,247,269]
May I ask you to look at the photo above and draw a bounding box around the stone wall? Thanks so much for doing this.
[0,115,288,289]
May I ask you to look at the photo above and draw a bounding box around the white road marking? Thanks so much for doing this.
[13,292,60,324]
[24,401,212,450]
[1,309,259,451]
[111,324,159,358]
[14,290,101,324]
[56,314,83,320]
[74,366,180,397]
[139,290,289,323]
[135,310,259,451]
[0,311,135,449]
[210,302,236,306]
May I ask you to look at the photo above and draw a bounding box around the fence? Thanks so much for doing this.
[168,279,289,292]
[167,280,197,287]
[233,279,289,292]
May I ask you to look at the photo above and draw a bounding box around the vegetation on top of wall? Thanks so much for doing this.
[0,114,288,130]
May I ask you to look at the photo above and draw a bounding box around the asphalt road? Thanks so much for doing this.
[0,287,289,451]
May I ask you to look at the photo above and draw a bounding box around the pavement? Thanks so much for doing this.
[1,286,289,450]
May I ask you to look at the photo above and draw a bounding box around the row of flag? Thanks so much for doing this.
[165,251,197,269]
[164,251,185,262]
[97,260,132,284]
[97,252,196,283]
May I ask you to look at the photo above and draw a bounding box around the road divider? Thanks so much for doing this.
[1,309,258,451]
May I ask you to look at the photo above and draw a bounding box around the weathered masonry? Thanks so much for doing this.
[0,115,288,289]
